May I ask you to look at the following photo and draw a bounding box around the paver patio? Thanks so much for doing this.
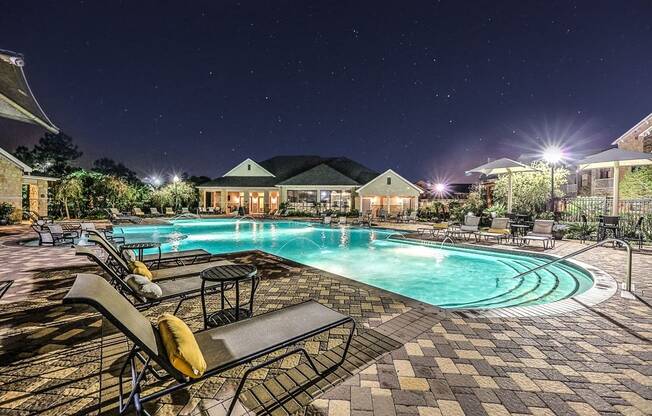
[0,224,650,415]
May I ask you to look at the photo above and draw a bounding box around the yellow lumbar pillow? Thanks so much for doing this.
[130,261,153,280]
[434,222,449,229]
[488,228,510,235]
[158,313,206,378]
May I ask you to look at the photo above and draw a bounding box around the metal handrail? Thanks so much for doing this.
[512,238,633,293]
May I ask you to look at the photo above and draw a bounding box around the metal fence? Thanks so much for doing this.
[556,197,652,238]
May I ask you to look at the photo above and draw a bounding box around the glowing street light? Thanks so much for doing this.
[152,176,161,187]
[172,175,180,183]
[543,146,563,164]
[542,146,565,212]
[433,183,448,196]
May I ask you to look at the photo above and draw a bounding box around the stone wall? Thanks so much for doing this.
[0,156,24,221]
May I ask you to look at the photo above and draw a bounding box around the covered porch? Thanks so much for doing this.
[199,187,280,215]
[22,175,56,218]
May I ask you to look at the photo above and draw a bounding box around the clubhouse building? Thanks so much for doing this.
[197,156,422,215]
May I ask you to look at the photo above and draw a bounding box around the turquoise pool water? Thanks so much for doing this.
[116,219,594,309]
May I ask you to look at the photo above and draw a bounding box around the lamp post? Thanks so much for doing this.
[543,147,563,212]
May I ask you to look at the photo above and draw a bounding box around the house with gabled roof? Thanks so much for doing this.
[197,155,422,215]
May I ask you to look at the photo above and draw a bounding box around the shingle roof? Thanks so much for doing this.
[200,155,380,188]
[277,163,360,186]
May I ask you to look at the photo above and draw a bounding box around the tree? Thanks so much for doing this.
[92,158,142,185]
[150,181,197,210]
[492,161,569,214]
[620,166,652,198]
[54,175,84,219]
[13,132,82,176]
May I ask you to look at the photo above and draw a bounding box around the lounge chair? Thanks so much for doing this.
[323,215,332,225]
[0,280,12,299]
[133,207,145,217]
[338,216,347,225]
[32,224,76,246]
[150,207,162,216]
[475,217,512,243]
[417,221,449,238]
[107,208,141,224]
[85,234,218,280]
[400,211,417,223]
[165,207,175,216]
[181,207,190,214]
[75,247,228,312]
[447,215,480,240]
[63,274,354,416]
[86,230,212,270]
[25,210,52,226]
[520,219,555,249]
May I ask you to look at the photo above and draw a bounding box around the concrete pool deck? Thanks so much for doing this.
[0,224,650,415]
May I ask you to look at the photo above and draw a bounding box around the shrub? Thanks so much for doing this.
[0,203,15,223]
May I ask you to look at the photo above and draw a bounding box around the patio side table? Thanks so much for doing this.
[200,264,259,329]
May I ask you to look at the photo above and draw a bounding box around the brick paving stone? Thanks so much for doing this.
[1,226,651,415]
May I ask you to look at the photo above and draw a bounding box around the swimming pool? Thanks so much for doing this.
[116,219,594,309]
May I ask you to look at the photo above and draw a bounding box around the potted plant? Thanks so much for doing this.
[0,203,15,226]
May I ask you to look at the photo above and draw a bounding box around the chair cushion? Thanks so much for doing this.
[158,314,207,378]
[131,261,153,280]
[125,274,162,299]
[488,228,510,235]
[433,222,449,229]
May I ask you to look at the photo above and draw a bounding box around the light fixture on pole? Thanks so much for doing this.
[543,146,563,212]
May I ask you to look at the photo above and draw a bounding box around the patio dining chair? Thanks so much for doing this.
[63,274,355,416]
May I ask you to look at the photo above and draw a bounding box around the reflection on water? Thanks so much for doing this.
[116,219,594,308]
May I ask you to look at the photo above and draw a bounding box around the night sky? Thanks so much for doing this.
[1,1,651,182]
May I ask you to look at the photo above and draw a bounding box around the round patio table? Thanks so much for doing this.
[200,264,259,329]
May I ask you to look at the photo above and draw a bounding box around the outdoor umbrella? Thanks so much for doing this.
[0,50,58,133]
[466,158,537,213]
[577,148,652,215]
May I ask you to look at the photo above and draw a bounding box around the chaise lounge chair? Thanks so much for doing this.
[417,221,449,238]
[86,230,212,270]
[519,219,555,249]
[447,215,480,240]
[63,274,354,416]
[32,224,77,246]
[475,217,512,244]
[133,207,146,217]
[164,207,175,216]
[149,207,162,217]
[75,247,231,312]
[0,280,13,299]
[323,215,332,225]
[181,207,190,214]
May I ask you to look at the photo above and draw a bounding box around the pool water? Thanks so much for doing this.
[116,219,594,309]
